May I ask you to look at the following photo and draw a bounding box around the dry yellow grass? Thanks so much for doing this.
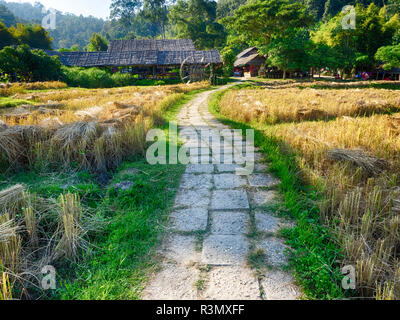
[0,81,67,97]
[0,82,209,172]
[220,87,400,124]
[0,184,96,299]
[220,84,400,299]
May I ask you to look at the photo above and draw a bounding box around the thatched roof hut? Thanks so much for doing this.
[107,39,196,52]
[234,47,266,77]
[46,39,221,68]
[234,47,266,68]
[47,50,222,68]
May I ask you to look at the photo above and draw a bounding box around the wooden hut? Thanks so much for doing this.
[374,67,400,81]
[47,39,222,80]
[234,47,266,77]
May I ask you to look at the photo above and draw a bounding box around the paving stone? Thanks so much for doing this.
[214,174,247,189]
[142,264,199,300]
[170,208,209,232]
[180,174,212,190]
[255,212,280,233]
[203,266,260,300]
[250,190,278,206]
[185,164,214,174]
[254,152,265,162]
[163,234,200,265]
[211,211,249,235]
[257,238,289,267]
[175,189,211,208]
[248,174,280,188]
[190,154,212,164]
[254,163,270,173]
[211,190,250,210]
[216,164,243,173]
[202,235,248,265]
[261,270,301,300]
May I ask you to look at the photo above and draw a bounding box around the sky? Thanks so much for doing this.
[9,0,113,19]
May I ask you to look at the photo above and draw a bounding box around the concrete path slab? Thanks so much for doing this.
[143,84,300,301]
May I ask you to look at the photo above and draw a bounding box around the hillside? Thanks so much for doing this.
[0,0,106,49]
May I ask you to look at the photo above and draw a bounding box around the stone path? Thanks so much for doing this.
[143,85,301,300]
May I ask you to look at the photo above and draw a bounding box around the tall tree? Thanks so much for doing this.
[9,24,53,49]
[313,3,400,71]
[223,0,314,50]
[375,44,400,70]
[266,29,312,79]
[87,33,109,51]
[143,0,169,39]
[0,22,15,49]
[169,0,226,49]
[216,0,247,19]
[110,0,143,32]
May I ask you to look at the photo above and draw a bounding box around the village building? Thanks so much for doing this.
[47,39,222,80]
[233,47,266,78]
[374,66,400,81]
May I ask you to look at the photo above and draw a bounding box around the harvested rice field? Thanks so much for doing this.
[214,80,400,300]
[0,81,209,172]
[0,81,209,300]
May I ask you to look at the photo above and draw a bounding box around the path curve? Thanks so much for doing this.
[143,84,301,300]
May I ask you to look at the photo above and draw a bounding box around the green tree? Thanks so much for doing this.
[375,44,400,70]
[0,45,61,81]
[87,33,109,51]
[216,0,246,19]
[220,46,236,76]
[9,24,53,49]
[0,21,15,49]
[169,0,226,49]
[309,42,340,76]
[266,29,312,79]
[313,3,400,72]
[143,0,169,39]
[223,0,314,49]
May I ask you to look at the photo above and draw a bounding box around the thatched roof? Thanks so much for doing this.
[108,39,196,52]
[234,53,266,67]
[236,47,258,60]
[46,50,222,67]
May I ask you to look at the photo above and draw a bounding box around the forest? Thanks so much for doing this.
[0,0,399,79]
[1,0,400,304]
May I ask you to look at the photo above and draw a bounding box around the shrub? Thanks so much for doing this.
[0,45,62,82]
[110,73,133,87]
[62,67,135,88]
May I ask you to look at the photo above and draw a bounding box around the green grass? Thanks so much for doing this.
[57,160,185,299]
[209,87,345,300]
[0,84,217,300]
[0,97,34,109]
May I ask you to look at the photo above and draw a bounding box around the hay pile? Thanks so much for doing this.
[0,116,150,172]
[327,148,390,175]
[0,184,100,299]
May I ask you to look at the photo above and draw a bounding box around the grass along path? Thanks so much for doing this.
[0,85,213,300]
[208,86,345,300]
[143,84,301,300]
[56,87,214,299]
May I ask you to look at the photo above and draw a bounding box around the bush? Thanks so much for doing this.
[0,45,62,82]
[62,67,136,88]
[111,73,133,87]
